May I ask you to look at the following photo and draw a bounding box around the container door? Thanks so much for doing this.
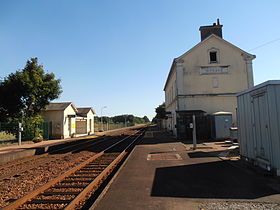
[252,92,271,161]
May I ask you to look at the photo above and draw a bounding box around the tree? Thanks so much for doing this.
[155,103,167,119]
[0,58,62,121]
[152,102,167,123]
[142,116,150,123]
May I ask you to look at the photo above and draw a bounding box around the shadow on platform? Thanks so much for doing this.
[187,150,227,158]
[151,160,279,199]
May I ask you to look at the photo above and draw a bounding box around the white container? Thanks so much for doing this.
[211,112,232,140]
[237,80,280,176]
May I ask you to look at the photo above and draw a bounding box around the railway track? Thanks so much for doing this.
[0,137,109,181]
[0,127,140,181]
[3,128,146,209]
[0,136,107,169]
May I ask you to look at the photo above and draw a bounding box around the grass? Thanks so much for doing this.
[0,131,16,141]
[94,123,127,132]
[94,123,147,132]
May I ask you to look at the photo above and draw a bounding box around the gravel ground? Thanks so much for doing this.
[199,201,280,210]
[0,128,141,208]
[0,151,95,208]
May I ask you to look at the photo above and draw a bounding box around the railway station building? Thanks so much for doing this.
[41,102,95,139]
[164,19,256,138]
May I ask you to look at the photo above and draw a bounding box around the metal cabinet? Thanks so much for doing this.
[237,80,280,176]
[211,112,232,140]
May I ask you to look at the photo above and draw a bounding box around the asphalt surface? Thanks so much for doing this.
[92,129,280,210]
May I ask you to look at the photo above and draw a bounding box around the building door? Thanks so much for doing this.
[252,91,271,161]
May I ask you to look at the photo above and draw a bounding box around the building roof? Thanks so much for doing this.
[77,107,95,116]
[163,34,256,91]
[45,102,78,112]
[237,80,280,97]
[212,111,232,115]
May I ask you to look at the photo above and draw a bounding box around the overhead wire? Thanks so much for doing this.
[249,38,280,51]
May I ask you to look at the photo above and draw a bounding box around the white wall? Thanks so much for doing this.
[63,105,77,138]
[41,110,64,139]
[181,36,252,95]
[164,35,254,135]
[86,111,94,134]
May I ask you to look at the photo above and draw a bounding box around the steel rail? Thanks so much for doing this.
[0,125,145,171]
[3,129,145,210]
[65,130,144,209]
[0,137,102,171]
[0,125,140,171]
[0,137,109,181]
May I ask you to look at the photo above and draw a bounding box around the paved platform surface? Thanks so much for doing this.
[93,130,280,210]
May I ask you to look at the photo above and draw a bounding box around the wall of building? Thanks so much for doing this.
[76,119,87,134]
[41,110,64,139]
[164,35,254,137]
[179,95,237,124]
[165,69,178,134]
[177,36,252,124]
[181,36,251,95]
[165,70,177,109]
[63,105,77,138]
[86,111,94,134]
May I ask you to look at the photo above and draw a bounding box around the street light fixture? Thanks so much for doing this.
[100,106,107,131]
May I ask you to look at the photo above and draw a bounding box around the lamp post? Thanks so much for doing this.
[124,114,127,127]
[107,118,109,131]
[100,106,107,131]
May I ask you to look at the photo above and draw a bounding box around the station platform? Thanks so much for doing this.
[0,134,100,165]
[92,130,280,210]
[0,126,144,165]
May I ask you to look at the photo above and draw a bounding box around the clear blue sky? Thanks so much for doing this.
[1,1,280,120]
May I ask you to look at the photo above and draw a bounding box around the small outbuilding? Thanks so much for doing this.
[76,108,95,135]
[42,102,78,139]
[237,80,280,176]
[42,102,95,139]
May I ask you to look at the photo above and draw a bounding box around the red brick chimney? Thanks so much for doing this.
[199,19,223,41]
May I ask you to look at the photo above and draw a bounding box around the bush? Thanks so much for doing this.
[22,115,43,141]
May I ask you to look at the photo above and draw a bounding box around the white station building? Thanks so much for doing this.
[164,19,255,138]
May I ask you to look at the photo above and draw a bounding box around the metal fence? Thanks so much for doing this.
[41,122,52,140]
[0,121,52,142]
[94,122,135,132]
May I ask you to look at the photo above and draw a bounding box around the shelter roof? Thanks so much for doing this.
[212,111,232,115]
[45,102,78,112]
[77,107,95,117]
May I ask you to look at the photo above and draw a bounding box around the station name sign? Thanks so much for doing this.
[200,66,229,75]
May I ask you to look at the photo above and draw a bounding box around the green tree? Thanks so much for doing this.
[0,58,62,121]
[152,102,167,123]
[142,116,150,123]
[155,103,167,119]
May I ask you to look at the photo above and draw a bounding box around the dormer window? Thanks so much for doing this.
[208,48,220,63]
[210,51,217,63]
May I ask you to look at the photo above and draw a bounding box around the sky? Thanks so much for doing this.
[0,1,280,120]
